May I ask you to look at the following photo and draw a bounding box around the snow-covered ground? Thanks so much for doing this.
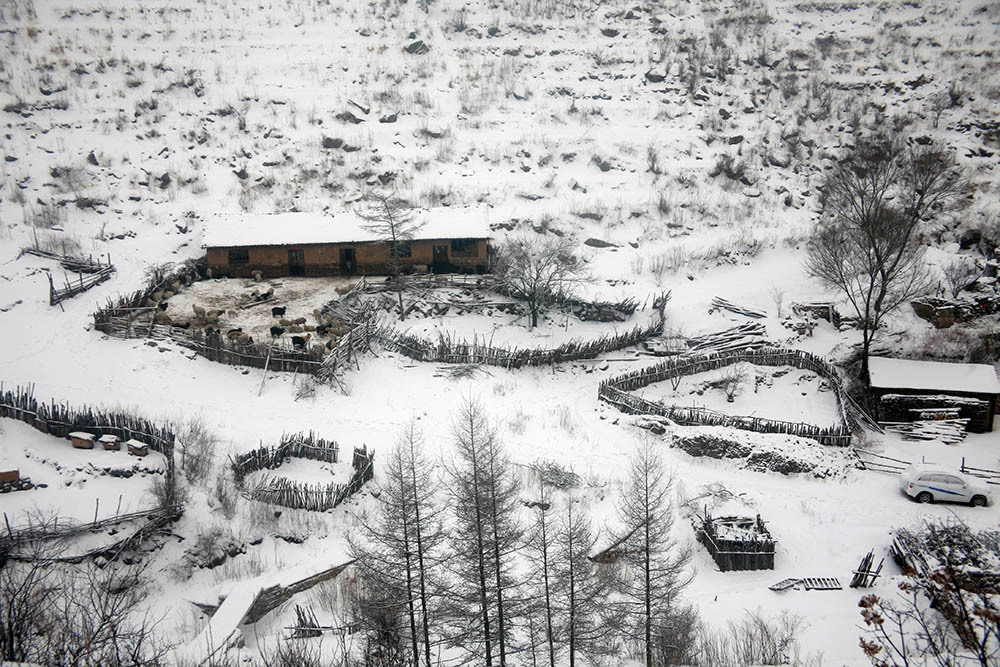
[1,0,999,664]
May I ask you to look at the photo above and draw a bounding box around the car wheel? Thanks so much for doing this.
[971,495,987,507]
[916,492,933,504]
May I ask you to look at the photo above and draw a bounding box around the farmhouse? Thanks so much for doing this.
[868,357,1000,433]
[203,207,492,278]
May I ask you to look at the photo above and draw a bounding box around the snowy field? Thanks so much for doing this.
[0,0,998,664]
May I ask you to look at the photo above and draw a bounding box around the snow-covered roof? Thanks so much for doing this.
[868,357,1000,395]
[202,206,493,248]
[68,431,94,440]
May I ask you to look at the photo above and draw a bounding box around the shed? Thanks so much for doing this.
[126,439,149,457]
[69,431,95,449]
[868,357,1000,433]
[99,434,121,451]
[202,207,493,278]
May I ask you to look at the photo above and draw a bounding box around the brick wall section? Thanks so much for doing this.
[206,239,489,277]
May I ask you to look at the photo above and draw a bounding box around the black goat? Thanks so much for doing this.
[291,335,310,349]
[270,326,285,338]
[158,300,169,311]
[271,306,286,317]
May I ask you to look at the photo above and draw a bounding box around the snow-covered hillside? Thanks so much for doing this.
[1,0,999,665]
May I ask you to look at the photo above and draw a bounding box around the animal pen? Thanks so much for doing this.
[695,511,776,572]
[599,347,857,445]
[230,432,375,512]
[18,247,116,307]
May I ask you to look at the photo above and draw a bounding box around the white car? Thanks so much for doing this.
[899,464,993,507]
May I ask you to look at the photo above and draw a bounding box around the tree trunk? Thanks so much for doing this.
[473,464,494,666]
[409,446,433,667]
[541,510,555,667]
[644,478,652,667]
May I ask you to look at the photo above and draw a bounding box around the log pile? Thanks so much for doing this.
[710,296,766,319]
[686,323,767,354]
[882,418,969,444]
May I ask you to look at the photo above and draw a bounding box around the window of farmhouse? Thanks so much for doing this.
[228,248,250,265]
[450,239,478,257]
[393,241,412,258]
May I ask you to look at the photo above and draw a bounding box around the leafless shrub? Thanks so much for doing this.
[941,257,979,298]
[698,610,806,666]
[213,469,238,519]
[718,363,750,402]
[177,416,218,486]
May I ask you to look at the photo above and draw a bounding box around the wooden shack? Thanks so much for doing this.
[868,357,1000,433]
[69,431,95,449]
[203,208,492,278]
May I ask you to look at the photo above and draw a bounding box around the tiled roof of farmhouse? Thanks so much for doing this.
[202,206,493,248]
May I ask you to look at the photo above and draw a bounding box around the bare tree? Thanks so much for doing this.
[445,397,523,666]
[356,192,426,321]
[859,520,1000,667]
[348,421,445,667]
[805,133,966,377]
[941,257,979,299]
[557,493,604,667]
[493,236,585,328]
[526,484,558,667]
[718,363,750,403]
[614,441,693,666]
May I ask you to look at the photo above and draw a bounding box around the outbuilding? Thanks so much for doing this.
[203,207,492,278]
[868,357,1000,433]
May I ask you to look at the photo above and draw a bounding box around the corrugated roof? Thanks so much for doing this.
[868,357,1000,395]
[202,206,492,249]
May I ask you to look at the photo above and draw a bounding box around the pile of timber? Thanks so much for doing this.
[710,296,766,319]
[849,549,884,588]
[882,419,969,444]
[687,323,767,353]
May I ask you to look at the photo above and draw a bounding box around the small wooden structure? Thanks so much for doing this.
[696,512,775,572]
[126,438,149,457]
[69,431,95,449]
[99,434,121,451]
[0,469,19,484]
[869,357,1000,433]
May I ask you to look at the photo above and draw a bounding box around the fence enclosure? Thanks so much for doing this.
[696,513,775,572]
[231,432,374,512]
[599,347,854,446]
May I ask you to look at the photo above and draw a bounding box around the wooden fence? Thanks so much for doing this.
[0,384,175,460]
[374,305,666,369]
[231,433,375,512]
[19,246,112,274]
[599,347,854,446]
[49,264,116,307]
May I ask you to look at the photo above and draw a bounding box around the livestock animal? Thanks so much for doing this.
[278,318,292,327]
[289,324,304,333]
[158,300,169,311]
[172,321,191,330]
[316,325,329,336]
[291,333,311,349]
[271,306,286,317]
[192,304,206,319]
[251,270,263,282]
[237,333,253,344]
[154,311,171,325]
[270,326,285,338]
[292,317,307,325]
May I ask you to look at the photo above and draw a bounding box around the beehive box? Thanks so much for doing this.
[126,438,149,457]
[69,431,95,449]
[99,434,121,451]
